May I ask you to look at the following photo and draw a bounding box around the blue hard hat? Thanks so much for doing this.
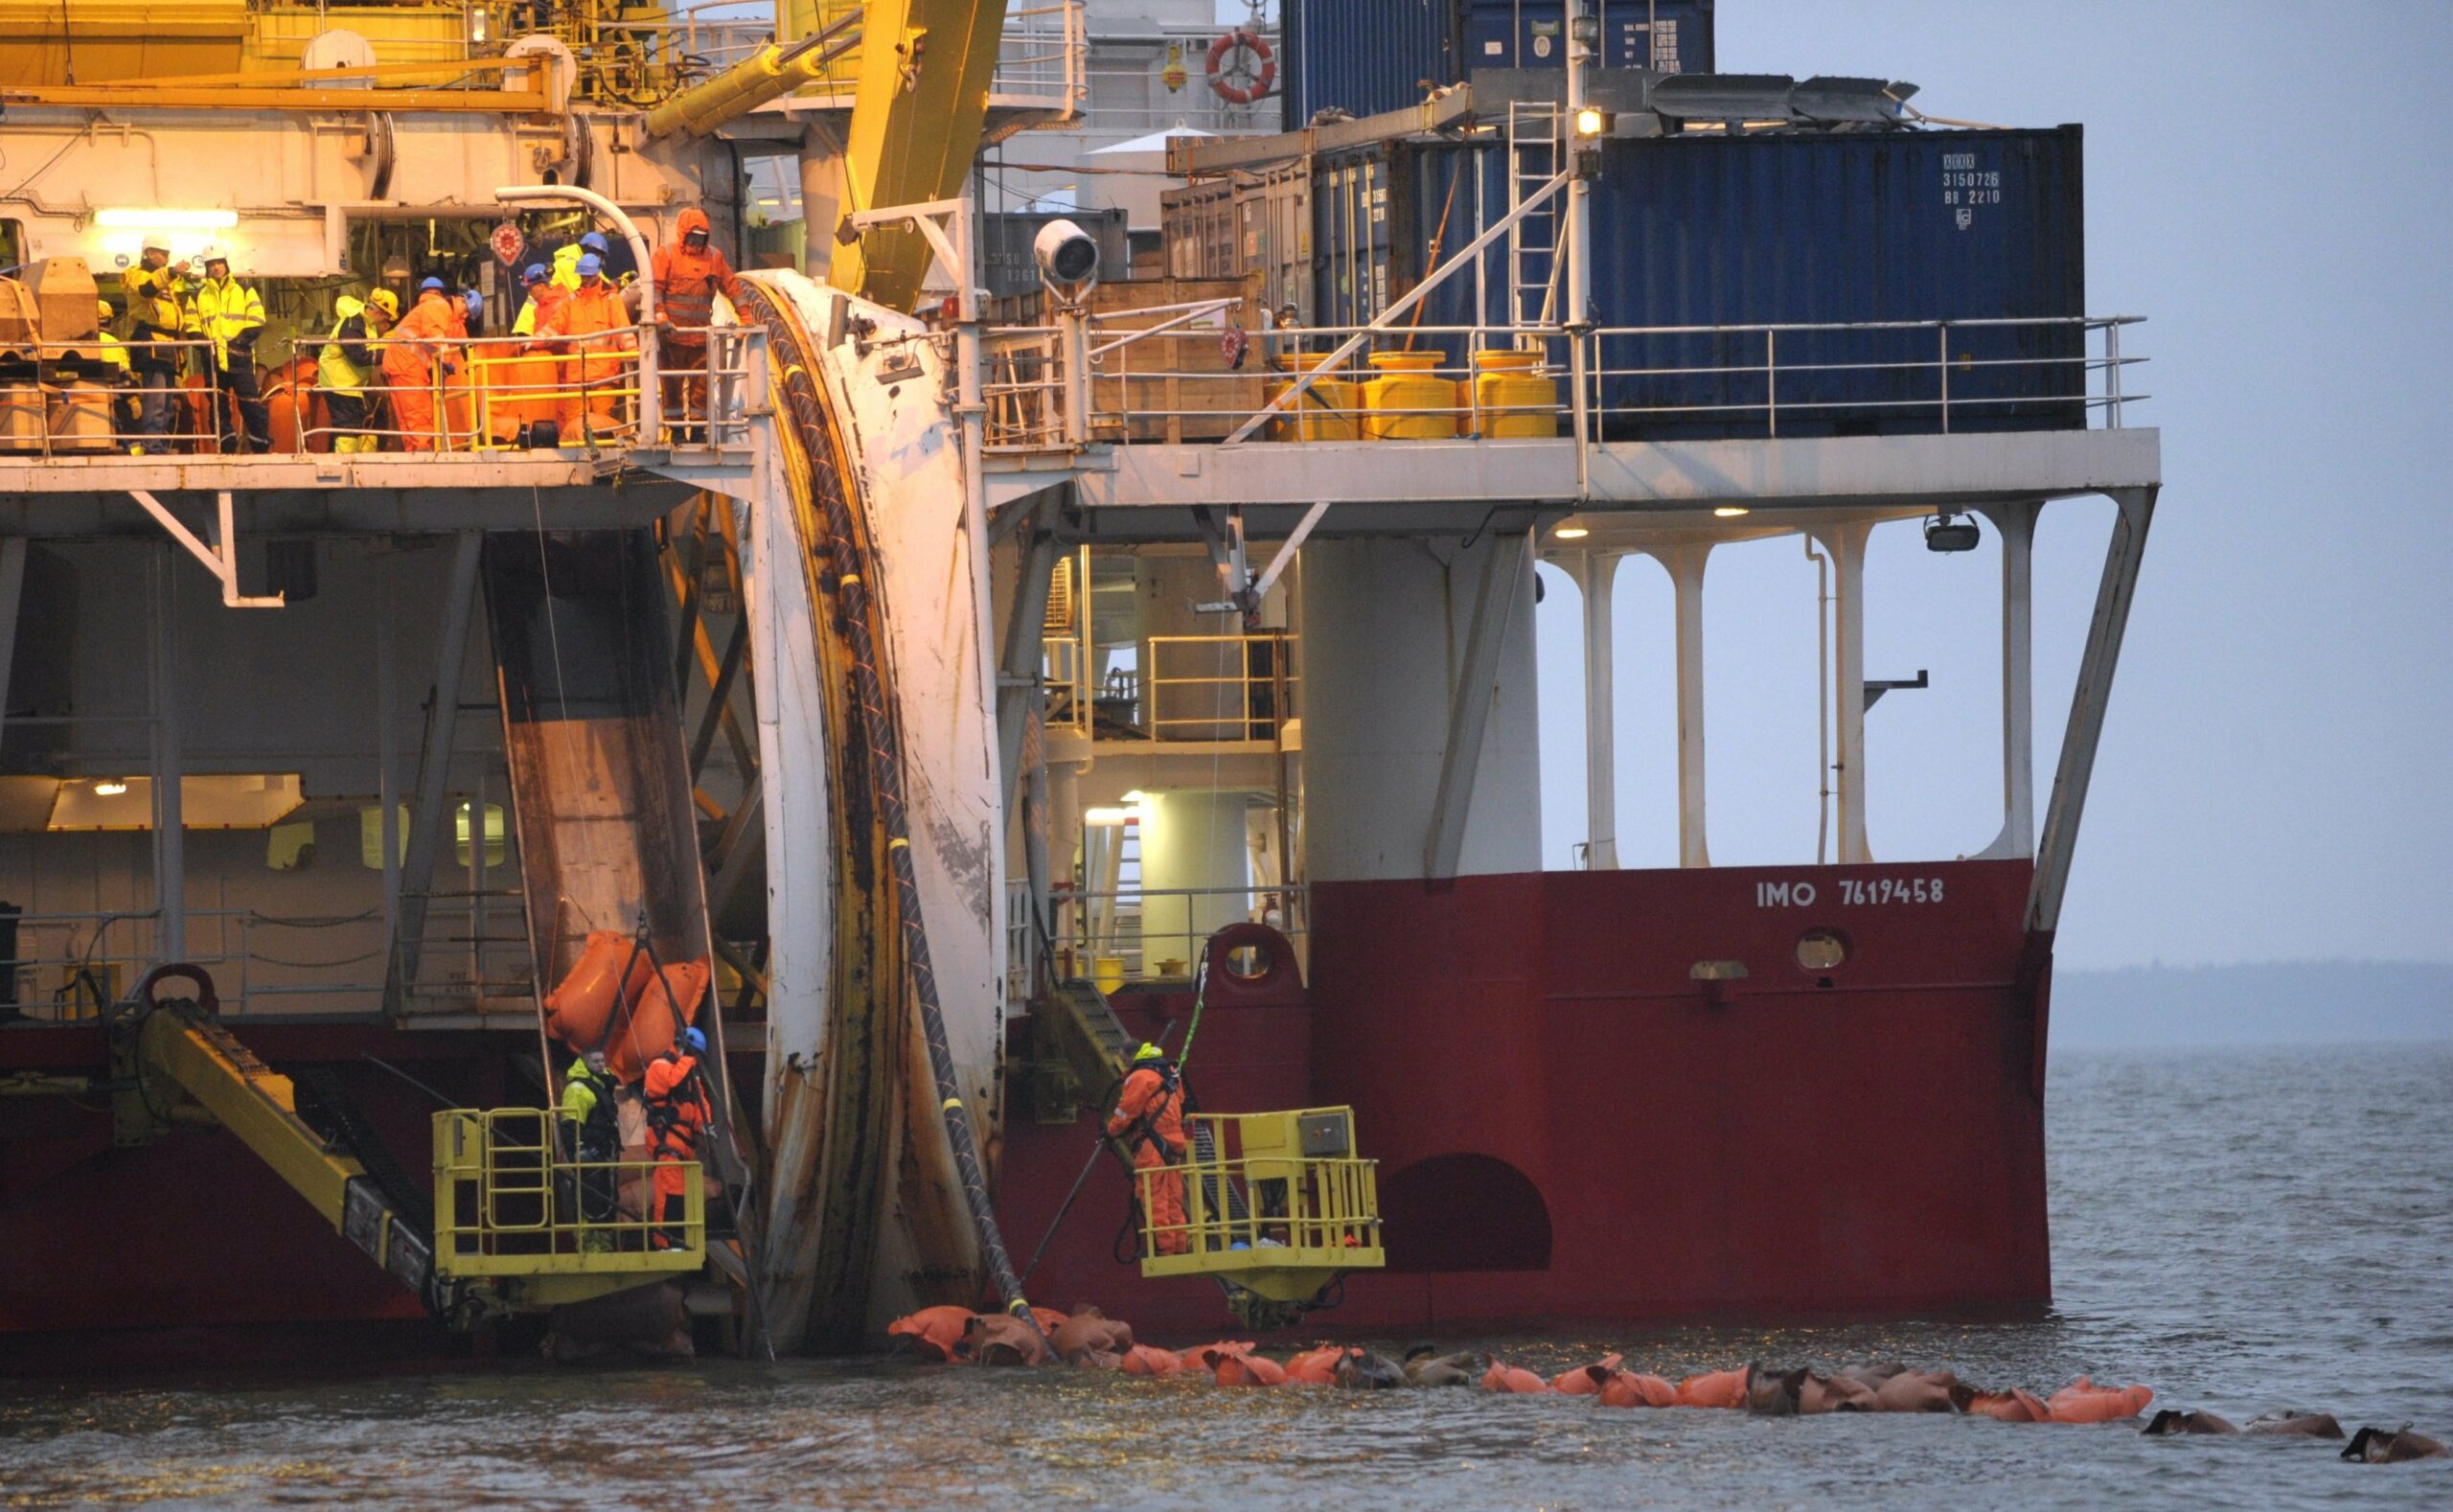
[523,263,547,283]
[419,276,446,292]
[463,289,484,318]
[682,1026,707,1053]
[577,253,603,278]
[580,232,609,253]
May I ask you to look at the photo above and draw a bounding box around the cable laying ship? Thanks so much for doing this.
[0,0,2158,1366]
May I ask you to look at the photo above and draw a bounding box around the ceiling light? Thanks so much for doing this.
[1553,525,1590,539]
[1084,807,1132,826]
[1714,506,1751,517]
[91,780,128,796]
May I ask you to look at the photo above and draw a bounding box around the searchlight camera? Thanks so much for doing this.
[1033,218,1102,298]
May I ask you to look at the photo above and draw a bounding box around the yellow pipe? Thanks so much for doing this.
[645,17,861,139]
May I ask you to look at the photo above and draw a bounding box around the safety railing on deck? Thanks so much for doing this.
[433,1108,705,1277]
[983,314,2149,452]
[1062,883,1305,987]
[1,324,760,461]
[1143,632,1297,742]
[1136,1109,1381,1273]
[0,897,531,1023]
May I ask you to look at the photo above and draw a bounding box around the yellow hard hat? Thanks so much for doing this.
[369,288,401,319]
[97,299,113,320]
[1133,1042,1165,1064]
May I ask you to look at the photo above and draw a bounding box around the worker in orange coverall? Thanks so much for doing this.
[536,253,636,445]
[643,1025,711,1249]
[1106,1042,1190,1256]
[379,278,468,450]
[649,208,745,442]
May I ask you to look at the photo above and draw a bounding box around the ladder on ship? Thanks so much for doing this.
[1506,100,1566,330]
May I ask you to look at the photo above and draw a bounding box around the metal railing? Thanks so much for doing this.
[433,1107,706,1276]
[0,898,530,1023]
[1,323,761,461]
[1144,632,1296,742]
[1061,883,1306,985]
[1135,1110,1381,1271]
[760,0,1084,114]
[982,314,2149,452]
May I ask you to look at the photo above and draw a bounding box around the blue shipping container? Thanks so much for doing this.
[1284,1,1713,126]
[1355,126,2087,439]
[1462,0,1714,75]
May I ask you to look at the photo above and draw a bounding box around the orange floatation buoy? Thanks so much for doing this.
[1120,1343,1186,1378]
[1285,1345,1344,1385]
[2046,1376,2154,1422]
[1552,1353,1622,1396]
[1674,1365,1751,1409]
[885,1306,974,1362]
[1480,1359,1549,1394]
[1216,1352,1289,1386]
[1599,1369,1680,1409]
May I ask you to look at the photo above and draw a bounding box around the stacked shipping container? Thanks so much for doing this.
[1163,125,2088,440]
[1283,0,1715,125]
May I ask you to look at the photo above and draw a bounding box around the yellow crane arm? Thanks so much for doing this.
[832,0,1009,310]
[645,13,863,140]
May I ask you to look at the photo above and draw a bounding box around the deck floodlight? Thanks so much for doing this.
[1034,218,1102,296]
[1574,106,1612,138]
[1924,512,1982,553]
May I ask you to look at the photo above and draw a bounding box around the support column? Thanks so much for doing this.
[1139,790,1251,967]
[1300,535,1542,882]
[796,125,847,277]
[1424,531,1532,880]
[2029,487,2158,933]
[384,531,486,1012]
[995,531,1059,809]
[1978,502,2040,859]
[1659,544,1712,869]
[0,538,27,753]
[1566,551,1619,869]
[1820,520,1875,865]
[149,550,184,961]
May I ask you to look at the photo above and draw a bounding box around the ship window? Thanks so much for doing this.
[1797,929,1849,972]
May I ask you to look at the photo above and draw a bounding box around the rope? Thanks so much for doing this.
[740,284,1043,1336]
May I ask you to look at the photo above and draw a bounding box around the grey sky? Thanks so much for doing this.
[1530,0,2453,970]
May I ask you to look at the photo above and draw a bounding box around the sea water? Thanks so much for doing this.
[3,1042,2447,1508]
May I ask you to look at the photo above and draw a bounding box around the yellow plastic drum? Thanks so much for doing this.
[1362,350,1455,440]
[1267,351,1360,442]
[1464,349,1558,438]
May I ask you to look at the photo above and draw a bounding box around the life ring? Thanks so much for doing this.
[1205,27,1274,106]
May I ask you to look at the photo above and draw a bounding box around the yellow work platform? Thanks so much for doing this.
[433,1108,705,1311]
[1136,1107,1383,1323]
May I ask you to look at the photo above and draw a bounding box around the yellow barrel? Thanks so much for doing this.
[1463,348,1559,438]
[1266,351,1360,442]
[1094,956,1128,994]
[1362,350,1454,440]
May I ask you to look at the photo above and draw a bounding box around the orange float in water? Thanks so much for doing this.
[1119,1344,1185,1378]
[1675,1366,1751,1409]
[884,1306,974,1362]
[1027,1307,1070,1336]
[1215,1353,1288,1386]
[1552,1353,1622,1396]
[1182,1340,1255,1372]
[1480,1359,1549,1394]
[1965,1387,2055,1423]
[1285,1346,1344,1385]
[1599,1370,1680,1409]
[2046,1377,2153,1422]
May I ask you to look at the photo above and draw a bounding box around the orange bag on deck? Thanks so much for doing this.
[604,955,711,1084]
[541,930,644,1052]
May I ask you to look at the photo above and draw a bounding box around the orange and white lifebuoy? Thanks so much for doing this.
[1205,27,1275,106]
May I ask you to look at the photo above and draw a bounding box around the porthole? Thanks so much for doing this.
[1797,929,1849,972]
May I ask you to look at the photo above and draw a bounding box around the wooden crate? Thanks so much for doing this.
[989,275,1264,444]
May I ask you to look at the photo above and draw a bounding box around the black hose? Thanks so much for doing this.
[741,285,1042,1335]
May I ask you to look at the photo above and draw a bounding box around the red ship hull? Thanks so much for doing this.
[998,859,2053,1335]
[0,859,2051,1363]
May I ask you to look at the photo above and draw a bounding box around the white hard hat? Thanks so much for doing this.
[196,242,227,264]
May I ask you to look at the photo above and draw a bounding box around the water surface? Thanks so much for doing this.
[4,1042,2447,1508]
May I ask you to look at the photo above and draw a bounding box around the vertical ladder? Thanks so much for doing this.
[1506,100,1565,331]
